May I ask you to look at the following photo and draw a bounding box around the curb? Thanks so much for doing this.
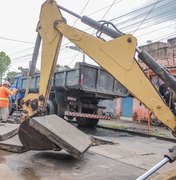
[97,125,176,143]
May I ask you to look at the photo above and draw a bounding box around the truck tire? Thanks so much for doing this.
[57,101,67,118]
[8,97,15,115]
[76,117,99,128]
[76,108,99,128]
[46,100,55,115]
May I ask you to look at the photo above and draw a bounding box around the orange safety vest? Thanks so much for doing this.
[0,86,12,108]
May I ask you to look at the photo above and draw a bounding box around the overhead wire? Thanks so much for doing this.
[136,22,176,38]
[110,0,165,22]
[72,0,91,26]
[90,0,120,41]
[119,8,176,32]
[0,36,34,44]
[9,47,34,56]
[9,0,176,67]
[153,32,176,42]
[101,0,117,20]
[61,0,91,64]
[62,0,175,47]
[111,0,176,28]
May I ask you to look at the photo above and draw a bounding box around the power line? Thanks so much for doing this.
[90,0,120,35]
[136,22,176,38]
[110,0,165,22]
[115,10,176,33]
[72,0,91,26]
[68,53,79,66]
[132,15,176,32]
[112,0,176,28]
[11,53,34,61]
[87,0,123,17]
[101,0,118,20]
[0,36,34,44]
[9,47,34,56]
[153,32,176,42]
[112,1,175,32]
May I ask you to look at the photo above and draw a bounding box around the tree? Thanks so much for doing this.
[55,64,71,72]
[55,64,60,72]
[0,51,11,83]
[5,71,18,84]
[64,65,71,70]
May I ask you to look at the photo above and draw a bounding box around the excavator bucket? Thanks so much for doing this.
[18,115,92,159]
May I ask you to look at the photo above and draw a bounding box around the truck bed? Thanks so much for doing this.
[21,62,128,97]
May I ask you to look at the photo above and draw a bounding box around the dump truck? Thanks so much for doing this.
[10,62,128,127]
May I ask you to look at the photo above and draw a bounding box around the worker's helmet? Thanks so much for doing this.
[2,80,11,86]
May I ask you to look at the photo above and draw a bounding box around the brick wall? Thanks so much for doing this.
[139,37,176,69]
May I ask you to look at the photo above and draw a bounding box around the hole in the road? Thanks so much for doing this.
[91,137,117,146]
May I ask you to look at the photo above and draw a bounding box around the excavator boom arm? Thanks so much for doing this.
[54,21,176,132]
[23,0,176,133]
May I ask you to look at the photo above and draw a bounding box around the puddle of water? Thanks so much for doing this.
[13,167,40,180]
[0,149,40,180]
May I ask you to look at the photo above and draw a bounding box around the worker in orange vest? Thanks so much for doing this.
[0,80,18,123]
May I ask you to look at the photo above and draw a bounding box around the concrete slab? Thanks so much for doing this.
[30,115,93,159]
[0,135,28,153]
[0,123,19,141]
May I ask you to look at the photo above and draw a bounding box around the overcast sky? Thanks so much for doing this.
[0,0,175,72]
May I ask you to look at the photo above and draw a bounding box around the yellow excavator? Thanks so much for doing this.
[17,0,176,179]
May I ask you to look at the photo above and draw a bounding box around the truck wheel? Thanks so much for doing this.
[76,108,99,128]
[9,97,15,115]
[57,101,67,118]
[76,117,99,128]
[46,100,55,115]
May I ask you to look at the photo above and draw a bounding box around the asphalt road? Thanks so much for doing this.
[0,125,175,180]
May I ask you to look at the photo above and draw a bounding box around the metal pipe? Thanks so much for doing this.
[58,5,122,38]
[138,50,176,93]
[25,33,41,96]
[137,158,169,180]
[57,5,82,19]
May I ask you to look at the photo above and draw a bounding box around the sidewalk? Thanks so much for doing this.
[98,119,176,142]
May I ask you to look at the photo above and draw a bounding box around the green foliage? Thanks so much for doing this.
[64,65,71,70]
[55,64,71,71]
[6,71,18,84]
[0,51,11,83]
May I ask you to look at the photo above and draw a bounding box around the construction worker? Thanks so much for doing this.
[0,80,17,123]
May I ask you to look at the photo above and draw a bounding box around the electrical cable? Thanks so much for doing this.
[0,36,34,44]
[9,47,34,56]
[136,22,176,38]
[112,0,176,28]
[72,0,91,26]
[121,9,176,32]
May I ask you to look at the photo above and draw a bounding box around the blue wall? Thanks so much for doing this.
[121,97,133,117]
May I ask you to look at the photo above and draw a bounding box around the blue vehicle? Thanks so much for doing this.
[10,62,128,127]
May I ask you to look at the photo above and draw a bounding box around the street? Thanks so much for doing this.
[0,125,175,180]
